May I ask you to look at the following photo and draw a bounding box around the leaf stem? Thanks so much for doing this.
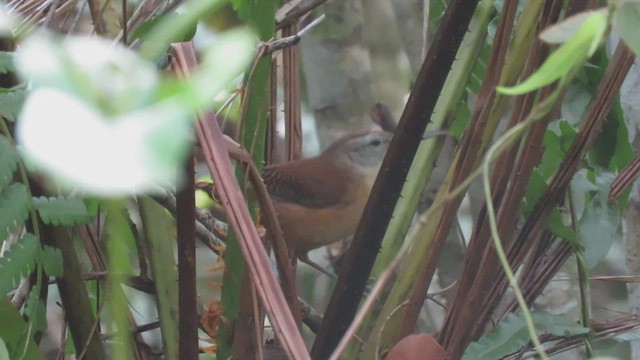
[567,185,594,356]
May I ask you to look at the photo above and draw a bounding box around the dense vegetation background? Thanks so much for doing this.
[2,0,640,359]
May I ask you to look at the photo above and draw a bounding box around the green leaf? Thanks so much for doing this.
[16,31,251,196]
[561,86,591,126]
[538,130,563,179]
[547,208,578,247]
[463,311,588,360]
[558,119,578,153]
[570,170,599,217]
[0,135,18,189]
[0,298,40,360]
[23,289,47,333]
[0,234,38,295]
[539,9,607,44]
[132,13,197,46]
[138,198,179,358]
[0,337,9,360]
[497,11,607,95]
[216,4,273,356]
[129,15,164,42]
[164,28,256,111]
[450,97,471,140]
[614,3,640,58]
[0,52,14,75]
[0,89,26,122]
[0,183,30,240]
[18,88,192,195]
[138,0,226,59]
[232,0,277,39]
[16,28,252,196]
[41,246,63,277]
[588,101,632,171]
[15,34,158,114]
[523,170,546,215]
[32,196,91,225]
[579,198,620,269]
[467,43,491,93]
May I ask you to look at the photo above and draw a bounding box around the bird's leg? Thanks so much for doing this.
[297,252,336,279]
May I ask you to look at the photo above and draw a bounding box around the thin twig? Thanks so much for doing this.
[152,194,226,252]
[610,153,640,201]
[42,0,59,28]
[568,185,593,356]
[375,301,410,360]
[103,321,162,339]
[172,42,308,360]
[265,15,325,55]
[76,299,105,360]
[275,0,328,28]
[56,319,68,360]
[121,0,127,45]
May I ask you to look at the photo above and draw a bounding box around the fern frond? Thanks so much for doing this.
[41,245,63,277]
[0,183,30,240]
[32,196,91,225]
[24,288,47,333]
[0,135,18,189]
[0,234,38,295]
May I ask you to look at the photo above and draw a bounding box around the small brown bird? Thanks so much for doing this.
[262,129,392,274]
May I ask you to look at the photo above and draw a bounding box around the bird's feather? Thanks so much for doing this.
[262,157,350,208]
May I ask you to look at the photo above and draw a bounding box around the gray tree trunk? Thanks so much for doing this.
[300,0,375,146]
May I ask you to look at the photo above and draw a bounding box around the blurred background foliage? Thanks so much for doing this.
[1,0,640,359]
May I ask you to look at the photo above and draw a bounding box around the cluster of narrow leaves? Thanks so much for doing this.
[0,47,94,354]
[0,0,257,357]
[337,3,640,360]
[0,138,93,291]
[0,136,92,358]
[459,5,636,359]
[463,311,589,360]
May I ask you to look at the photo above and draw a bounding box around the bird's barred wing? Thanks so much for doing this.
[262,163,348,208]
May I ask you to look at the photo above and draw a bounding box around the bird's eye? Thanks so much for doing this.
[370,139,381,146]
